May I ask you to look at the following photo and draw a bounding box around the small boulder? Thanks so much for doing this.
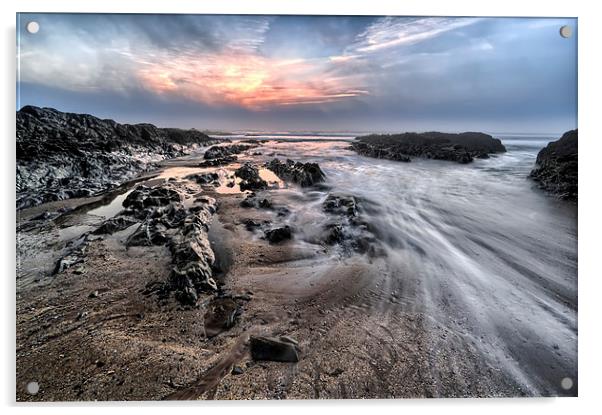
[264,226,292,244]
[235,163,268,191]
[203,297,239,338]
[250,335,300,362]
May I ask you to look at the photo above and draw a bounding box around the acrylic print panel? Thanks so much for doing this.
[16,13,577,401]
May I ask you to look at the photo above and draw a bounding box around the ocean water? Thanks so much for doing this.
[227,133,577,395]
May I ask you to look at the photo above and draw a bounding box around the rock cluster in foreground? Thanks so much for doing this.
[16,106,220,209]
[529,129,578,201]
[350,132,506,164]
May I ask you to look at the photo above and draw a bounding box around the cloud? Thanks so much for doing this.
[17,15,577,133]
[350,17,481,53]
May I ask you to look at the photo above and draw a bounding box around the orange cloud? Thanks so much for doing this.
[136,52,367,109]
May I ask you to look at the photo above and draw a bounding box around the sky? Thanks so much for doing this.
[17,14,577,134]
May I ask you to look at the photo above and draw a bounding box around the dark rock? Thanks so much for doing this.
[250,335,300,362]
[174,287,198,306]
[243,218,262,231]
[185,172,220,186]
[168,197,219,303]
[231,366,244,375]
[53,249,85,274]
[264,226,292,244]
[197,155,238,167]
[529,129,577,201]
[92,216,137,235]
[350,131,506,164]
[324,223,345,244]
[203,144,253,160]
[240,193,273,210]
[31,211,55,221]
[323,194,358,218]
[16,106,220,209]
[265,158,326,187]
[116,183,219,304]
[258,198,272,209]
[88,290,99,298]
[122,185,181,215]
[234,163,268,191]
[203,297,239,338]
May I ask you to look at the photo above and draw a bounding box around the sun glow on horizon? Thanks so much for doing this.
[136,52,367,109]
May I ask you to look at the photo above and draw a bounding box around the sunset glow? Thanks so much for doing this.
[18,14,577,132]
[136,52,367,109]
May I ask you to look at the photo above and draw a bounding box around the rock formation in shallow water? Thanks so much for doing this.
[16,106,220,209]
[529,129,578,201]
[265,158,326,186]
[203,144,254,160]
[350,131,506,164]
[234,163,268,191]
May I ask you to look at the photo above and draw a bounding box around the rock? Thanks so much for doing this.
[76,310,89,320]
[123,185,181,215]
[168,198,220,303]
[88,290,99,298]
[203,298,239,338]
[265,158,326,187]
[323,194,358,218]
[239,193,273,209]
[203,144,253,160]
[329,368,344,377]
[320,193,382,256]
[92,216,137,235]
[264,226,292,244]
[231,366,244,375]
[234,163,268,191]
[73,266,86,275]
[53,249,85,274]
[174,286,198,306]
[258,198,272,209]
[240,193,257,208]
[197,155,238,167]
[279,335,298,345]
[243,218,262,231]
[116,183,219,304]
[16,106,220,209]
[350,131,506,164]
[324,223,345,244]
[529,129,577,201]
[185,172,220,186]
[250,335,300,362]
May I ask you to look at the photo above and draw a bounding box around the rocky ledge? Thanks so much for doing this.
[265,158,326,186]
[350,132,506,164]
[16,106,221,209]
[529,129,578,201]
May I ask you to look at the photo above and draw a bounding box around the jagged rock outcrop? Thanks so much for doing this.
[234,163,268,191]
[16,106,220,209]
[265,158,326,186]
[203,144,254,160]
[96,184,219,304]
[529,129,578,201]
[321,193,381,256]
[350,132,506,164]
